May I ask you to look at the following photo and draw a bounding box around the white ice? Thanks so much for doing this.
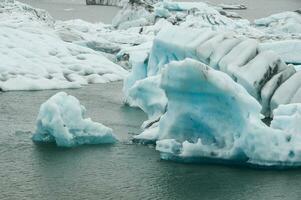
[32,92,117,147]
[0,0,128,91]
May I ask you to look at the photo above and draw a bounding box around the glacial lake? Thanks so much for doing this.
[18,0,301,23]
[18,0,120,23]
[1,82,301,200]
[2,0,301,199]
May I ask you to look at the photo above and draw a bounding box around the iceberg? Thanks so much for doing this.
[151,59,301,167]
[116,1,301,167]
[124,26,298,118]
[32,92,117,147]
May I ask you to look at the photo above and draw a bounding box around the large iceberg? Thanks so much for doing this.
[77,0,301,168]
[32,92,117,147]
[149,59,301,167]
[124,26,301,118]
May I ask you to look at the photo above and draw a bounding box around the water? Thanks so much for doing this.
[18,0,120,23]
[18,0,301,23]
[1,82,301,200]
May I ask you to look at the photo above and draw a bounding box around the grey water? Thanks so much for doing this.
[1,82,301,200]
[18,0,301,23]
[18,0,120,23]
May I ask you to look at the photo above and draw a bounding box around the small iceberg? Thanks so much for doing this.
[32,92,117,147]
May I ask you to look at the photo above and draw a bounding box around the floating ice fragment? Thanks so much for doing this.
[32,92,117,147]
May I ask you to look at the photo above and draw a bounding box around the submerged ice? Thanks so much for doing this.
[32,92,117,147]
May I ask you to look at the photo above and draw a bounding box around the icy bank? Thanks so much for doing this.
[0,0,127,91]
[32,92,117,147]
[151,59,301,167]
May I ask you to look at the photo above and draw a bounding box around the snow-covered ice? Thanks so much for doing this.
[32,92,117,147]
[0,0,128,91]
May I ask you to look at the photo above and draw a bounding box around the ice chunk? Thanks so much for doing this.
[32,92,117,147]
[218,4,247,10]
[148,59,301,167]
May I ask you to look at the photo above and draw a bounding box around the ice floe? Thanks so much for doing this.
[32,92,117,147]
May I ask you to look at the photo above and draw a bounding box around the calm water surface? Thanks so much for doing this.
[18,0,120,23]
[18,0,301,22]
[1,82,301,200]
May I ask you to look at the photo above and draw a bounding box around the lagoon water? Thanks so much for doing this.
[18,0,120,23]
[2,1,301,199]
[1,82,301,200]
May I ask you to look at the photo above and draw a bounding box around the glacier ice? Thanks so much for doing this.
[124,26,299,118]
[270,71,301,112]
[254,11,301,35]
[121,20,301,167]
[151,59,301,167]
[32,92,117,147]
[0,0,128,91]
[126,75,167,121]
[259,40,301,65]
[271,104,301,135]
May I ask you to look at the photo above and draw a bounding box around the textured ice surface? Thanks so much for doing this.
[254,11,301,36]
[0,0,127,91]
[124,26,297,118]
[259,40,301,65]
[32,92,117,147]
[270,71,301,112]
[126,75,167,120]
[116,0,301,167]
[271,104,301,135]
[152,59,301,167]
